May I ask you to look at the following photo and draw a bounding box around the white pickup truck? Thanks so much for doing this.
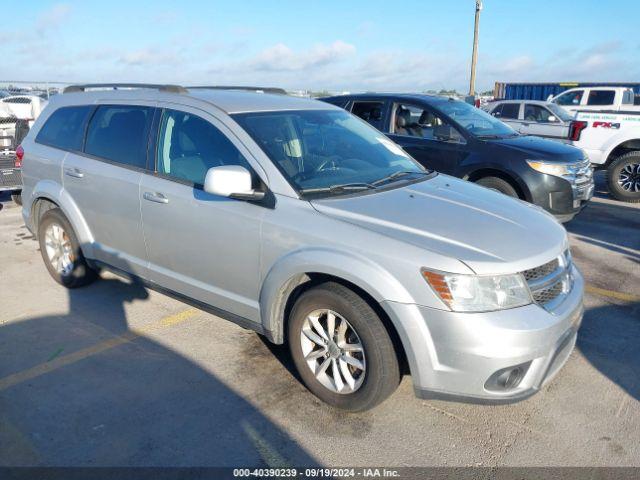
[550,87,640,114]
[571,110,640,202]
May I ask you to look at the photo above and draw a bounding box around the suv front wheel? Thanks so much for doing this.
[38,208,98,288]
[288,282,400,411]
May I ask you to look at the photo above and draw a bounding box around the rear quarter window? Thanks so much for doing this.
[84,105,153,169]
[35,105,93,151]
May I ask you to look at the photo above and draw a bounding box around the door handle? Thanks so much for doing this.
[64,167,84,178]
[143,192,169,204]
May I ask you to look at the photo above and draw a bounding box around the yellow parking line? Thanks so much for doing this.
[586,285,640,303]
[0,308,199,392]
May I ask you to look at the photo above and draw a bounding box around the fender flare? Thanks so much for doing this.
[259,247,414,344]
[603,133,640,165]
[30,180,95,258]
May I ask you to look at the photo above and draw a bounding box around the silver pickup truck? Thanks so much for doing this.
[484,100,574,141]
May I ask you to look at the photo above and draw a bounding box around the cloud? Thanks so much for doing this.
[36,3,71,35]
[118,48,182,67]
[480,42,634,87]
[246,40,356,72]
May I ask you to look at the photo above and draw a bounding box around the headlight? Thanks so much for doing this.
[526,160,575,178]
[421,269,532,312]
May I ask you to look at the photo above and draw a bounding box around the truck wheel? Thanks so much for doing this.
[288,282,400,411]
[37,208,98,288]
[475,176,519,197]
[607,152,640,203]
[11,191,22,206]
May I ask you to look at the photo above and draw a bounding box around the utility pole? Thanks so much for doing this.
[469,0,483,96]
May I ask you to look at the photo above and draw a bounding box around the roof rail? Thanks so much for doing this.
[63,83,187,94]
[188,85,287,95]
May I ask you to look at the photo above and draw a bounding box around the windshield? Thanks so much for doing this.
[547,103,574,122]
[436,100,517,138]
[233,110,428,196]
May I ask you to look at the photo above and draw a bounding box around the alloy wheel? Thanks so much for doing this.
[618,162,640,192]
[300,309,366,394]
[44,223,75,276]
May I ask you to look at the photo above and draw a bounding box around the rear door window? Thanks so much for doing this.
[350,101,385,130]
[35,105,93,151]
[84,105,153,169]
[587,90,615,106]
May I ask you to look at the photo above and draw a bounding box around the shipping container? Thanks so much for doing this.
[494,82,640,101]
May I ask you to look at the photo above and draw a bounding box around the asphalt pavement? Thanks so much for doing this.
[0,173,638,467]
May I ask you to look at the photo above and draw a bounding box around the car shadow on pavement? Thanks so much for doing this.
[0,273,320,467]
[566,198,640,263]
[577,301,640,402]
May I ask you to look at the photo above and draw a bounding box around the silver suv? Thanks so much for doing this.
[20,84,584,411]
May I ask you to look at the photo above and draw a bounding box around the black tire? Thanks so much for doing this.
[606,152,640,203]
[288,282,400,411]
[475,176,519,197]
[37,208,98,288]
[11,191,22,206]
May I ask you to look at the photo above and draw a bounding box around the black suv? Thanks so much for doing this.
[321,93,593,222]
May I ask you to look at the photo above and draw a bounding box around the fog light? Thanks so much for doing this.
[497,367,524,389]
[485,362,531,392]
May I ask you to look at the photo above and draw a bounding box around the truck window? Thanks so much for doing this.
[555,90,583,106]
[498,103,520,119]
[351,101,385,130]
[524,104,556,123]
[587,90,615,106]
[622,90,634,105]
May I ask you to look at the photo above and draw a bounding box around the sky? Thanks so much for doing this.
[5,0,640,92]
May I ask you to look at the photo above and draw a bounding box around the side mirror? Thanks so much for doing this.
[546,94,554,102]
[492,111,501,117]
[547,115,557,123]
[204,165,265,201]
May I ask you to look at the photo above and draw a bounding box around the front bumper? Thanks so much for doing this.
[381,267,584,403]
[529,173,593,221]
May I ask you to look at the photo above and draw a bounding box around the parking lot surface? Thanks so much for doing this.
[1,173,639,467]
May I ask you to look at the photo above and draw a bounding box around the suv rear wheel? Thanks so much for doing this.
[607,152,640,203]
[475,176,519,197]
[37,208,98,288]
[288,282,400,411]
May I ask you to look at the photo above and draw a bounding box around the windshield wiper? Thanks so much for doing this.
[300,182,377,195]
[371,170,431,186]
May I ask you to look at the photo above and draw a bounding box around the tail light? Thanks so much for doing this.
[15,145,24,168]
[569,121,587,141]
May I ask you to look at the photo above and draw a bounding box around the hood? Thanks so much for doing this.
[486,134,584,162]
[311,175,568,275]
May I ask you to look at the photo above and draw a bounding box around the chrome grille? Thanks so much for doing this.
[532,280,564,305]
[522,252,573,311]
[523,258,559,282]
[572,158,593,186]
